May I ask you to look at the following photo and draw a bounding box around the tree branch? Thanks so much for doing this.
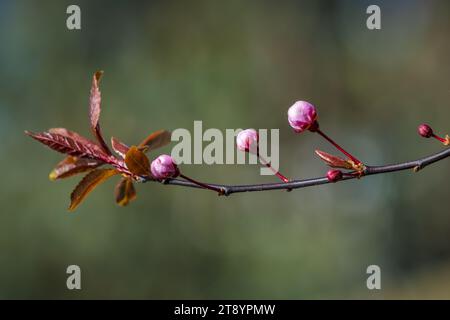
[145,147,450,196]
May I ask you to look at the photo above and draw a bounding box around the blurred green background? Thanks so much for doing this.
[0,0,449,299]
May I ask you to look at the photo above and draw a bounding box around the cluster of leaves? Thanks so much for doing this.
[26,71,171,211]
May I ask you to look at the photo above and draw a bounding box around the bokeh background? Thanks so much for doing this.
[0,0,449,299]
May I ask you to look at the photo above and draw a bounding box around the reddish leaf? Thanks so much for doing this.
[69,168,119,211]
[315,150,353,169]
[89,71,112,155]
[49,156,103,180]
[138,130,171,152]
[114,177,137,206]
[111,137,130,159]
[124,146,151,176]
[25,130,107,160]
[48,128,105,155]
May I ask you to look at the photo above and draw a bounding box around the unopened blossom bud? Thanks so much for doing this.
[418,124,433,138]
[287,101,318,133]
[327,169,343,183]
[236,129,259,153]
[150,154,179,179]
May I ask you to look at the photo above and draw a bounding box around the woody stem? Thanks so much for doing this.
[145,148,450,195]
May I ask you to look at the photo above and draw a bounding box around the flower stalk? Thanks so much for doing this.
[179,174,224,194]
[236,129,290,183]
[316,128,362,165]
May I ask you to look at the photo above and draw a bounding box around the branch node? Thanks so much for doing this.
[220,187,231,196]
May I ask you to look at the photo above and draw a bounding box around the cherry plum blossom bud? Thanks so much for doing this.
[327,169,343,183]
[236,129,259,153]
[288,101,318,133]
[150,154,179,179]
[418,124,433,138]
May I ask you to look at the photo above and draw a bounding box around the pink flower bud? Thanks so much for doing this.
[287,101,318,133]
[150,154,179,179]
[236,129,259,153]
[327,169,343,182]
[418,124,433,138]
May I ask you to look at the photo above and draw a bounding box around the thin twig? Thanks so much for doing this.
[145,148,450,196]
